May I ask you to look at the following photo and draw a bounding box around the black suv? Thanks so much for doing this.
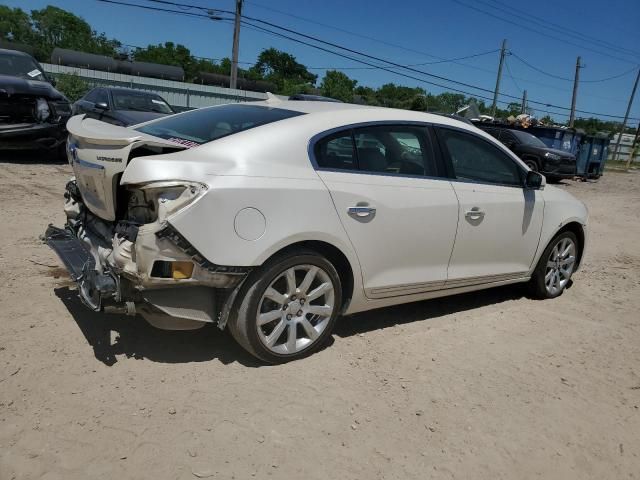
[0,48,72,156]
[476,125,577,180]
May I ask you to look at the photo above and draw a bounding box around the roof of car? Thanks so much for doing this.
[97,87,163,95]
[0,48,33,58]
[250,99,480,130]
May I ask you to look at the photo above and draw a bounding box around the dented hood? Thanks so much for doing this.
[0,74,67,101]
[66,115,188,221]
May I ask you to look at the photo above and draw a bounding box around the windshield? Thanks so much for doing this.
[0,53,47,81]
[511,130,547,148]
[136,104,305,147]
[112,91,174,114]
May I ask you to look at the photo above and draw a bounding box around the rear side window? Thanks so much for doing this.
[438,128,524,186]
[136,104,304,147]
[314,124,438,177]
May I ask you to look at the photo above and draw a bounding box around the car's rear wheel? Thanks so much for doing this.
[529,231,579,299]
[228,250,342,363]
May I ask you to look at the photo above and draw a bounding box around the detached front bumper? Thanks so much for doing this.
[0,120,69,150]
[44,181,249,330]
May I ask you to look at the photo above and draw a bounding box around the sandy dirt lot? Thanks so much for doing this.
[1,157,639,480]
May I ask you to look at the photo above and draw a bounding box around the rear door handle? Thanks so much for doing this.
[465,207,485,219]
[348,205,376,217]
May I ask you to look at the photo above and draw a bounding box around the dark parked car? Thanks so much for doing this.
[477,125,577,181]
[73,87,175,126]
[0,48,72,156]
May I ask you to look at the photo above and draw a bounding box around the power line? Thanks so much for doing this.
[504,55,522,93]
[237,11,640,119]
[511,52,639,83]
[245,0,505,72]
[98,0,639,121]
[453,0,639,65]
[304,49,499,70]
[483,0,640,60]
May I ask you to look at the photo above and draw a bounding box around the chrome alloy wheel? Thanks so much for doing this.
[545,237,576,296]
[256,265,336,355]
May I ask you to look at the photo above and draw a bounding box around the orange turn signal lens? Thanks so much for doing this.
[171,261,194,279]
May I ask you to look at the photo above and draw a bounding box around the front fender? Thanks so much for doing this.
[530,186,588,272]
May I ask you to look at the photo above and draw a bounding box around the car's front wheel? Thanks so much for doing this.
[228,250,342,363]
[529,231,579,299]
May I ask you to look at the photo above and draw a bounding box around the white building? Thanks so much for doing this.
[608,132,638,163]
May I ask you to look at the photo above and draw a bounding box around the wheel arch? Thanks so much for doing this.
[264,240,356,314]
[521,154,540,167]
[555,221,585,269]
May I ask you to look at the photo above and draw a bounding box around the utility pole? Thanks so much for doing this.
[491,39,507,118]
[230,0,243,90]
[569,56,581,128]
[627,122,640,168]
[521,89,528,114]
[613,67,640,164]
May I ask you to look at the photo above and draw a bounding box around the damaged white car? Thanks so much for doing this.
[46,100,588,363]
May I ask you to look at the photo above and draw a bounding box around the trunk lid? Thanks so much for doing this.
[66,115,188,221]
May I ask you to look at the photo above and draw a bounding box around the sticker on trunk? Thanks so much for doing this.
[167,137,201,148]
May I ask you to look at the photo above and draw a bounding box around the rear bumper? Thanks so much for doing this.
[0,121,68,150]
[44,180,248,330]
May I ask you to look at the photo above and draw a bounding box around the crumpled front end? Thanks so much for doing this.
[0,92,71,150]
[45,178,249,330]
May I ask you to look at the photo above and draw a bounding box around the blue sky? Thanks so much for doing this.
[7,0,640,123]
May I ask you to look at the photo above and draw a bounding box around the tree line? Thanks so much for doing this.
[0,5,629,134]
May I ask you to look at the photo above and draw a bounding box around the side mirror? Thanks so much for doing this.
[49,76,57,87]
[94,102,109,111]
[525,170,545,190]
[503,140,516,149]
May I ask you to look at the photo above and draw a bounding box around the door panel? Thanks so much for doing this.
[447,181,543,282]
[318,171,459,298]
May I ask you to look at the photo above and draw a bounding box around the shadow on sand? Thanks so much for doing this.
[56,281,529,367]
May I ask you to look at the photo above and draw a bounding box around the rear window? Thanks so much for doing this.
[135,104,304,147]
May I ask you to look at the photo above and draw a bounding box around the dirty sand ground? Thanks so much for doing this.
[1,158,639,480]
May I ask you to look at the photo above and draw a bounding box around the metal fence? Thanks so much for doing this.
[42,63,285,110]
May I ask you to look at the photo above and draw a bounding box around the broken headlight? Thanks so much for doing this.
[35,98,51,122]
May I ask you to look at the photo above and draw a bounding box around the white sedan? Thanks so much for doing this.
[46,99,588,363]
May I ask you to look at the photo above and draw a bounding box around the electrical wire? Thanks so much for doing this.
[511,52,639,83]
[504,55,522,93]
[482,0,640,60]
[452,0,639,65]
[96,0,639,121]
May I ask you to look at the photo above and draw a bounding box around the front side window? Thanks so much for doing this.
[136,104,304,146]
[112,91,173,114]
[314,124,438,177]
[83,88,99,103]
[439,128,524,186]
[94,89,109,105]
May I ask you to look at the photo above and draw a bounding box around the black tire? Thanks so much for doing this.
[524,159,539,171]
[227,249,342,363]
[529,231,579,299]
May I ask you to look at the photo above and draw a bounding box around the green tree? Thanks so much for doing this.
[54,72,89,102]
[375,83,426,109]
[320,70,357,102]
[29,6,120,60]
[0,6,33,45]
[250,48,316,92]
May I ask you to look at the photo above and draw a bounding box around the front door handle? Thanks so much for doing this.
[465,207,485,219]
[348,205,376,218]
